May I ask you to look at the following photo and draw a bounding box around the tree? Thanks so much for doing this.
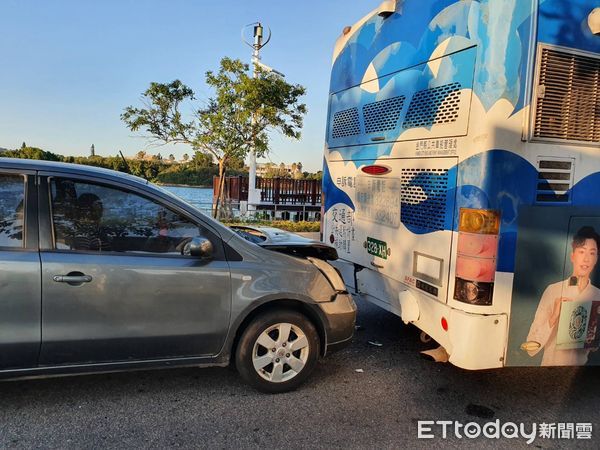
[182,153,189,162]
[168,154,175,162]
[228,155,245,171]
[4,146,61,161]
[136,150,146,160]
[121,57,306,218]
[190,151,214,169]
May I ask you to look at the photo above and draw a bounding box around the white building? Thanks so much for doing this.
[256,162,303,177]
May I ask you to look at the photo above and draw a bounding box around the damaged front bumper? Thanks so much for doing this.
[318,292,357,354]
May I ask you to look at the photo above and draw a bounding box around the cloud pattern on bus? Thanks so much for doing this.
[322,158,354,212]
[324,0,599,273]
[330,0,534,112]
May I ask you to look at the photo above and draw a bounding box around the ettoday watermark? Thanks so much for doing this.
[417,420,593,444]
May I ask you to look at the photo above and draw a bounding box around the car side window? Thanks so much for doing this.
[0,174,25,248]
[50,178,221,257]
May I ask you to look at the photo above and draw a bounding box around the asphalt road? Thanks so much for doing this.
[1,297,599,449]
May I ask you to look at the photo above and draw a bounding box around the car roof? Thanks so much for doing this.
[0,157,149,186]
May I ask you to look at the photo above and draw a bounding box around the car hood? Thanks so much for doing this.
[229,226,338,261]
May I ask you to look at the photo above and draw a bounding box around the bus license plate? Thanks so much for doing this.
[367,237,388,259]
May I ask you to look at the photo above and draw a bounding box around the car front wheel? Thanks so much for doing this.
[235,310,320,393]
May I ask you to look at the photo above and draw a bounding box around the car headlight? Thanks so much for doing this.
[307,257,347,292]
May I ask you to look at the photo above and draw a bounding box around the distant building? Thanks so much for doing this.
[256,162,303,177]
[124,151,179,163]
[256,163,270,177]
[125,151,157,162]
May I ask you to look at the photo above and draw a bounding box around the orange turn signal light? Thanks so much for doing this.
[458,208,500,235]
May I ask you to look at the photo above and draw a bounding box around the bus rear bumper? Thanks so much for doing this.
[398,290,508,370]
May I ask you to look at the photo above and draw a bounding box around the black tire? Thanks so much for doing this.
[235,309,320,394]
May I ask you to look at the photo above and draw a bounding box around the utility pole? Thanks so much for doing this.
[243,22,271,215]
[90,144,95,157]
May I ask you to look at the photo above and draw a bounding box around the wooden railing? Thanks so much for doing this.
[215,175,248,202]
[214,176,321,205]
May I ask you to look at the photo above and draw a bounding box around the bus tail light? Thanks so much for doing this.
[361,164,391,176]
[456,233,498,258]
[456,255,495,282]
[453,278,494,306]
[458,208,500,234]
[454,208,500,306]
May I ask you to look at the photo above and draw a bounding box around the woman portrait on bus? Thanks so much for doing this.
[522,226,600,366]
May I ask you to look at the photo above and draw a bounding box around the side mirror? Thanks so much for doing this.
[184,236,214,259]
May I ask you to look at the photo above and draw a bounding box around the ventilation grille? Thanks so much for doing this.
[403,82,462,129]
[331,107,361,139]
[363,96,405,134]
[536,158,574,203]
[534,48,600,143]
[401,169,449,231]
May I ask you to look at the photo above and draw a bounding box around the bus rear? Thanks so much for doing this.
[322,0,600,369]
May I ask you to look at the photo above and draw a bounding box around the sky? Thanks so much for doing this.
[0,0,376,172]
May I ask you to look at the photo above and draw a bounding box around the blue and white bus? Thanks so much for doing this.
[322,0,600,369]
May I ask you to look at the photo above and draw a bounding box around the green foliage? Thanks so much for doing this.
[195,57,306,162]
[156,167,215,186]
[305,171,323,181]
[3,148,186,184]
[0,146,320,186]
[223,220,320,233]
[189,151,215,169]
[64,155,162,181]
[4,146,62,161]
[228,155,246,171]
[121,80,196,145]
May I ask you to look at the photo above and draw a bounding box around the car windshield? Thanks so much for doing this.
[230,227,268,244]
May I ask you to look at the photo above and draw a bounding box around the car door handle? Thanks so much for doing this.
[53,274,93,284]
